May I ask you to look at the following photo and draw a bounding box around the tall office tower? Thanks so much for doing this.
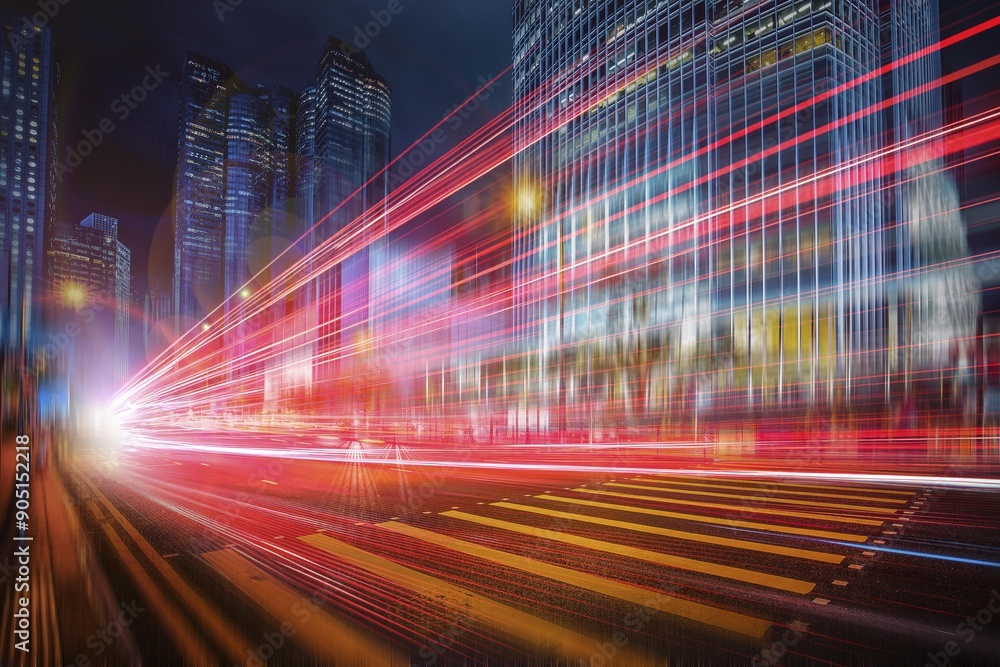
[175,56,301,335]
[260,86,296,246]
[294,84,319,255]
[113,227,131,384]
[223,90,273,306]
[295,37,391,406]
[879,0,979,383]
[1,13,57,352]
[45,214,131,392]
[710,0,887,408]
[173,53,234,330]
[512,0,950,428]
[257,84,320,413]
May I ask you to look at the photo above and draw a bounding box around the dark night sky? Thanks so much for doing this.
[5,0,999,302]
[4,0,513,291]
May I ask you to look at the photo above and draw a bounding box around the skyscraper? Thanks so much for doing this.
[1,12,56,352]
[295,37,391,404]
[174,53,304,336]
[114,230,131,385]
[45,213,131,391]
[168,43,390,412]
[511,0,967,428]
[223,90,273,307]
[173,53,234,329]
[261,86,296,246]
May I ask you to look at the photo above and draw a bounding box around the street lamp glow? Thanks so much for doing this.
[57,280,90,310]
[517,187,539,217]
[240,288,251,299]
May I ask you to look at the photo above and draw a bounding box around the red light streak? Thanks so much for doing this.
[108,19,1000,482]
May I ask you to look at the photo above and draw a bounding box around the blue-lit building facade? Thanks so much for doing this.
[1,13,56,354]
[294,38,391,406]
[165,41,391,413]
[173,53,234,330]
[510,0,971,429]
[45,213,130,394]
[223,90,273,307]
[174,53,299,332]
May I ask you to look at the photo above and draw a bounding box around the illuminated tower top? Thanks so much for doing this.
[1,12,57,352]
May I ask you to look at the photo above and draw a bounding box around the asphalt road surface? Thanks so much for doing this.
[41,435,1000,667]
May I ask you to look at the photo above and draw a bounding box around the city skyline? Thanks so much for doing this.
[0,2,993,403]
[5,0,996,329]
[3,3,1000,666]
[0,0,512,301]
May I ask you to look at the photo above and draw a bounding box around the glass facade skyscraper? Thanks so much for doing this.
[45,213,130,390]
[1,12,56,352]
[165,41,391,411]
[173,53,233,329]
[223,90,273,306]
[511,0,967,428]
[175,54,299,333]
[295,38,391,399]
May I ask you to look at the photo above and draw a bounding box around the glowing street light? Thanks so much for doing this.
[517,188,540,218]
[515,180,543,221]
[57,280,90,311]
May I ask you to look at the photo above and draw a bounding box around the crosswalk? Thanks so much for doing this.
[209,473,924,662]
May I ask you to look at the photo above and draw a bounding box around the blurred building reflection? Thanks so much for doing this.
[44,213,131,399]
[505,0,978,430]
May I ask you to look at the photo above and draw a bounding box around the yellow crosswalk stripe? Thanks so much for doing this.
[298,533,653,665]
[203,548,409,666]
[536,495,869,542]
[629,477,907,504]
[574,488,886,526]
[490,501,844,564]
[664,474,915,496]
[603,482,898,514]
[439,511,815,593]
[378,521,772,638]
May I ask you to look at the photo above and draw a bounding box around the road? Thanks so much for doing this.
[37,432,1000,666]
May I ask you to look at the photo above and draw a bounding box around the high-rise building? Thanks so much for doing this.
[511,0,969,427]
[294,84,319,253]
[45,213,131,391]
[880,0,979,382]
[260,86,296,246]
[1,12,57,352]
[174,54,304,334]
[114,233,131,384]
[223,90,273,306]
[169,44,390,412]
[173,53,234,329]
[295,37,391,403]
